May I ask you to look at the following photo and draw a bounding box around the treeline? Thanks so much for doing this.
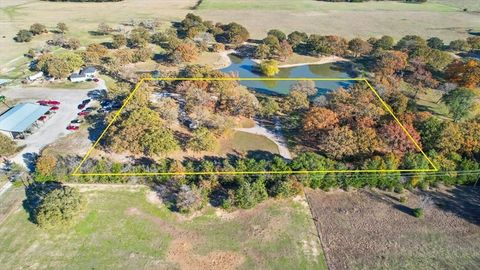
[34,144,479,211]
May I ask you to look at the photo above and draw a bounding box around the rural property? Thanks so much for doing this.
[0,0,479,269]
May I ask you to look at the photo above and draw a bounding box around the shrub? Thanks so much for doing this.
[0,133,18,156]
[176,185,202,213]
[413,207,424,218]
[35,186,86,228]
[36,154,57,176]
[259,59,279,76]
[399,196,408,203]
[15,30,33,42]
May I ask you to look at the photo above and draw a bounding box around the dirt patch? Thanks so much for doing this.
[126,207,245,270]
[306,186,480,270]
[168,239,244,270]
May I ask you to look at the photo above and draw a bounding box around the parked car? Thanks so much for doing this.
[82,99,91,105]
[47,100,60,106]
[71,119,84,124]
[84,107,95,112]
[93,78,99,82]
[77,110,90,116]
[101,99,113,107]
[78,103,86,110]
[66,125,79,131]
[38,115,47,121]
[88,89,107,100]
[50,106,59,111]
[37,100,49,106]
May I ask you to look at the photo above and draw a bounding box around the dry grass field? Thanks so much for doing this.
[196,0,479,41]
[306,186,480,270]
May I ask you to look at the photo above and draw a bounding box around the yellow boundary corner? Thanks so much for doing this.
[72,77,438,177]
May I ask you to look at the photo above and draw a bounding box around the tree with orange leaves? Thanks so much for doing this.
[380,121,422,154]
[374,50,408,76]
[445,59,480,89]
[303,107,339,134]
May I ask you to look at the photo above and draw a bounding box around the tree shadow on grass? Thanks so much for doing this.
[22,181,63,224]
[424,186,480,226]
[362,189,416,217]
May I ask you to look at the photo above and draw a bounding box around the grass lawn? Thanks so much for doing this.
[231,131,280,155]
[28,81,97,90]
[0,187,326,270]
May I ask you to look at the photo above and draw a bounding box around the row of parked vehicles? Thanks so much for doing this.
[66,89,121,131]
[67,99,92,131]
[36,100,61,122]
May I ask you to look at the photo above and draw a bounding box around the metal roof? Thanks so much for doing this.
[0,103,50,133]
[81,66,96,74]
[70,73,86,79]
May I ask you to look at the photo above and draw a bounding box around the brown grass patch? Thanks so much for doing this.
[306,186,480,270]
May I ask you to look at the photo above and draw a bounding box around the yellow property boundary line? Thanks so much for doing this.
[72,77,438,177]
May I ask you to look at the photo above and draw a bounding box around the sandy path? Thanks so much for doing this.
[215,49,236,70]
[235,120,292,160]
[251,55,349,68]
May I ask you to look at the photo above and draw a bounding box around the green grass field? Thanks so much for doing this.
[0,187,326,270]
[231,131,280,155]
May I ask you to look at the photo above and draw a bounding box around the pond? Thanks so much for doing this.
[220,54,356,95]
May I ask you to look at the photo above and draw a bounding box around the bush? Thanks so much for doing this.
[259,60,279,76]
[36,154,57,176]
[175,185,202,213]
[35,186,86,228]
[413,207,424,218]
[15,30,33,42]
[399,196,408,203]
[0,133,18,156]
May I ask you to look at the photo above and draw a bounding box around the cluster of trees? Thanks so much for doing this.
[102,67,259,157]
[35,145,478,211]
[35,51,84,78]
[15,22,69,43]
[179,13,249,45]
[15,23,48,42]
[24,182,85,228]
[255,30,479,68]
[106,106,180,156]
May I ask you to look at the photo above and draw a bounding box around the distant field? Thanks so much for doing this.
[307,187,480,269]
[1,0,478,72]
[0,0,197,66]
[196,0,479,41]
[198,0,458,11]
[0,188,326,270]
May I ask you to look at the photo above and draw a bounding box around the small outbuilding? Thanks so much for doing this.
[0,103,50,139]
[70,73,87,82]
[28,71,44,81]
